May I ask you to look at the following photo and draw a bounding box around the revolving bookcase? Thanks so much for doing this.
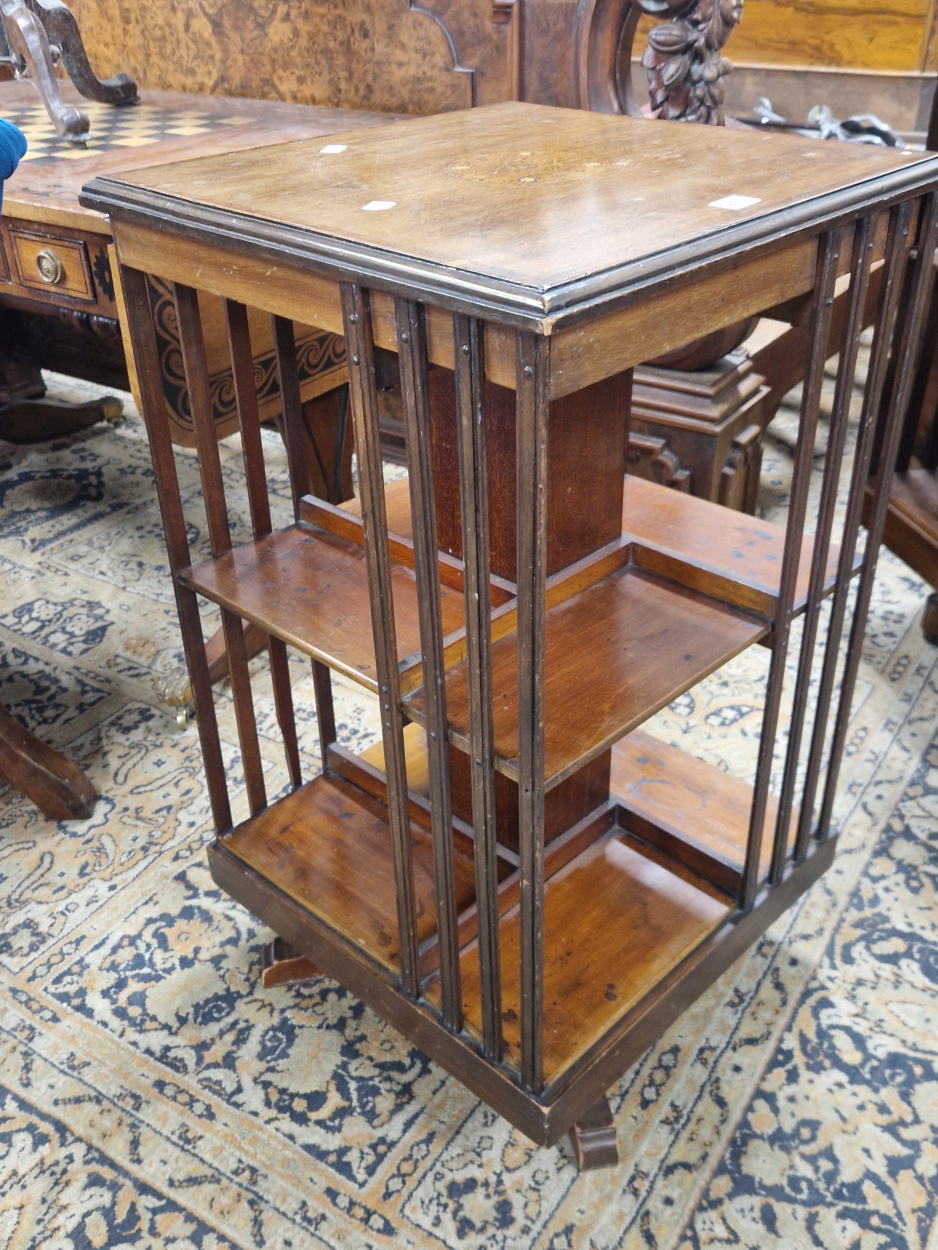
[81,103,938,1169]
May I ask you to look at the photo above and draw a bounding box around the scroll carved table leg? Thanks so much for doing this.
[0,335,124,444]
[0,394,123,443]
[0,700,96,820]
[1,0,89,140]
[569,1095,619,1170]
[1,0,137,143]
[261,937,322,988]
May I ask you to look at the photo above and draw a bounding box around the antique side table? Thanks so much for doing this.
[82,102,938,1168]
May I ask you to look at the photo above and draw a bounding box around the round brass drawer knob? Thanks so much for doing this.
[35,249,64,285]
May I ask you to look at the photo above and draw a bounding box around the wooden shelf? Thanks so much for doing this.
[406,565,768,790]
[437,825,731,1082]
[224,741,733,1084]
[180,523,467,694]
[219,770,478,974]
[611,730,796,895]
[350,474,858,620]
[621,476,859,617]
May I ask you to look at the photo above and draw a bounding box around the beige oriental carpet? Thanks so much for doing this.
[1,362,938,1250]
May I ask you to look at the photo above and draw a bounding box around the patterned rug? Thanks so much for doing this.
[1,366,938,1250]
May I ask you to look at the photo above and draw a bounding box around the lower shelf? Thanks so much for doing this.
[611,730,796,894]
[221,731,793,1082]
[435,826,731,1082]
[218,771,478,974]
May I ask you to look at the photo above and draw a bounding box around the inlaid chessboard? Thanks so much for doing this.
[0,98,254,162]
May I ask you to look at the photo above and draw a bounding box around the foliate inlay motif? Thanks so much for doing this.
[145,277,346,441]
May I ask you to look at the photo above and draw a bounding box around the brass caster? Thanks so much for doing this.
[101,396,124,425]
[156,666,194,728]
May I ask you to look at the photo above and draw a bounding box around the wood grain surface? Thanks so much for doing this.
[219,772,478,974]
[406,564,768,789]
[346,473,850,618]
[88,102,937,298]
[611,730,796,890]
[180,524,467,693]
[678,0,938,73]
[449,827,730,1080]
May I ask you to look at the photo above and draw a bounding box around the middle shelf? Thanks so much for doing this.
[404,562,768,789]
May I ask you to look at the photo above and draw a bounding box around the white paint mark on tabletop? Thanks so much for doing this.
[362,200,396,211]
[320,144,347,154]
[708,194,762,210]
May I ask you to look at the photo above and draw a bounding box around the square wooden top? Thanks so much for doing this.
[82,101,938,325]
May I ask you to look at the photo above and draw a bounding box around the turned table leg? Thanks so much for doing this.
[0,701,96,820]
[569,1096,619,1170]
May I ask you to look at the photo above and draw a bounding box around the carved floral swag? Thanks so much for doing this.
[641,0,744,125]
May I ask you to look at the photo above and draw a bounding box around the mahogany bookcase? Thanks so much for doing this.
[82,103,938,1170]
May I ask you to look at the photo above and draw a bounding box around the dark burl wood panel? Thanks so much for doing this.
[66,0,516,114]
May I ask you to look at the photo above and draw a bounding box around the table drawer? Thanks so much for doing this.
[10,229,94,301]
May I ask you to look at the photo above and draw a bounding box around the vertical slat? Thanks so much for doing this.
[333,385,351,503]
[267,636,301,790]
[120,266,232,833]
[516,330,549,1092]
[818,191,938,839]
[224,300,272,537]
[740,232,840,909]
[271,315,308,518]
[795,203,912,858]
[312,659,337,756]
[175,283,267,816]
[453,311,502,1061]
[397,297,462,1032]
[770,218,874,882]
[341,282,420,998]
[174,284,231,556]
[225,300,302,790]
